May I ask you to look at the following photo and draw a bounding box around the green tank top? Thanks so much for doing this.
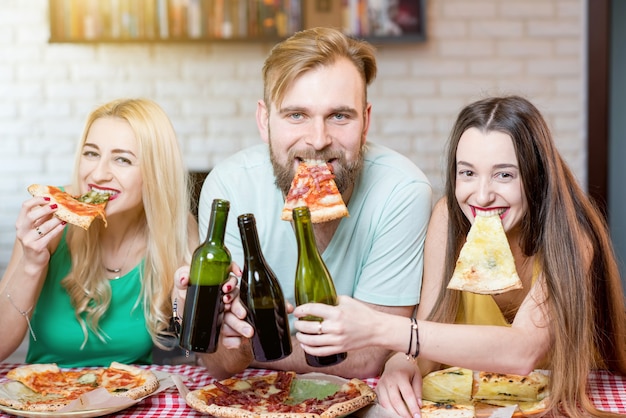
[26,231,153,367]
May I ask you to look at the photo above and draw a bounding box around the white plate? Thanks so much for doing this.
[0,404,131,418]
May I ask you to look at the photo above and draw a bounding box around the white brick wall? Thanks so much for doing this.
[0,0,586,279]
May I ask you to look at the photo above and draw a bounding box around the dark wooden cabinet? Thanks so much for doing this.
[48,0,425,44]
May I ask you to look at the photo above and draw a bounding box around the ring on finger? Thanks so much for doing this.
[35,226,43,236]
[318,322,323,335]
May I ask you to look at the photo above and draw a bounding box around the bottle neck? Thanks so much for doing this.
[205,208,228,246]
[239,221,264,264]
[293,213,321,261]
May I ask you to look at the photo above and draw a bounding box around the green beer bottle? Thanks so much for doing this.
[179,199,231,353]
[292,206,347,367]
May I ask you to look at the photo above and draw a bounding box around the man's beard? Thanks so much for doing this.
[269,141,365,197]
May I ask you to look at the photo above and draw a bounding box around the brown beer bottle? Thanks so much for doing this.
[292,206,347,367]
[237,213,292,362]
[179,199,231,353]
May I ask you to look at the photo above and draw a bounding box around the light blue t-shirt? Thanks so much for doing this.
[198,142,432,331]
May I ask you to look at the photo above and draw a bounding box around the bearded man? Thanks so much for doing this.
[193,27,432,379]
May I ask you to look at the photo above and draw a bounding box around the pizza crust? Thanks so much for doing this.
[447,213,523,295]
[106,362,159,400]
[27,184,108,230]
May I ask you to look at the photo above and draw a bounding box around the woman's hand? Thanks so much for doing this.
[376,353,423,418]
[16,196,64,266]
[174,263,258,349]
[173,263,241,302]
[292,295,384,355]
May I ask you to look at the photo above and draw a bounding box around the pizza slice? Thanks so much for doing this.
[447,212,523,295]
[475,398,548,417]
[281,160,349,224]
[420,400,475,418]
[28,184,111,230]
[422,367,473,404]
[472,370,549,403]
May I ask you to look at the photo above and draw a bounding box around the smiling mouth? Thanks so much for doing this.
[474,208,506,217]
[90,186,119,199]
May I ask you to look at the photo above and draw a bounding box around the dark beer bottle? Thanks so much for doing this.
[237,214,292,362]
[179,199,231,353]
[292,206,347,367]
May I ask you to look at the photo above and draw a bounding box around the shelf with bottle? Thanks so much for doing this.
[47,0,425,44]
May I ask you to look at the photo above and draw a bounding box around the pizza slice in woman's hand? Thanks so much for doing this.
[281,160,349,223]
[28,184,111,230]
[447,212,523,294]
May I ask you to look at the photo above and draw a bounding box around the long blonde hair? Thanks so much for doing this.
[430,96,626,417]
[62,98,192,350]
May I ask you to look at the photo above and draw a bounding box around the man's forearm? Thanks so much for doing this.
[196,339,254,380]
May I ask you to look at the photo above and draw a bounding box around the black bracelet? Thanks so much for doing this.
[406,317,418,360]
[413,318,420,359]
[405,317,414,360]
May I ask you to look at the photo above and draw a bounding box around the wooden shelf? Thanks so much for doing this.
[48,0,425,44]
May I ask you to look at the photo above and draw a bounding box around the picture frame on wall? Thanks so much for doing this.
[365,0,425,40]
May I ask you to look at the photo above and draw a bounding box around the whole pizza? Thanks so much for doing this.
[186,370,376,418]
[0,362,159,412]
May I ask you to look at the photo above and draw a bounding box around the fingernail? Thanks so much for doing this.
[44,197,50,201]
[50,204,58,209]
[61,221,67,225]
[226,284,232,292]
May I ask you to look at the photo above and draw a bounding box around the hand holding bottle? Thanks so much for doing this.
[293,295,390,355]
[174,264,248,347]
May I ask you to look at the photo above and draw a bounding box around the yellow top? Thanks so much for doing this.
[455,261,540,326]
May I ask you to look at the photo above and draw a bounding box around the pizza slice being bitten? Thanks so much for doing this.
[28,184,110,230]
[281,160,349,224]
[447,212,523,295]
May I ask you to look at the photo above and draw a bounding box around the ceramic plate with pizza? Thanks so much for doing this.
[0,362,159,414]
[186,370,375,417]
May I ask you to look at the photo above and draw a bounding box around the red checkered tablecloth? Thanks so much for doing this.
[0,363,624,417]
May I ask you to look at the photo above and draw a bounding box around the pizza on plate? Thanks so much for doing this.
[447,212,523,295]
[28,184,111,230]
[281,161,349,224]
[421,367,550,417]
[0,362,159,412]
[186,370,375,417]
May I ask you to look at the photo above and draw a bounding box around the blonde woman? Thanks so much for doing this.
[0,98,197,366]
